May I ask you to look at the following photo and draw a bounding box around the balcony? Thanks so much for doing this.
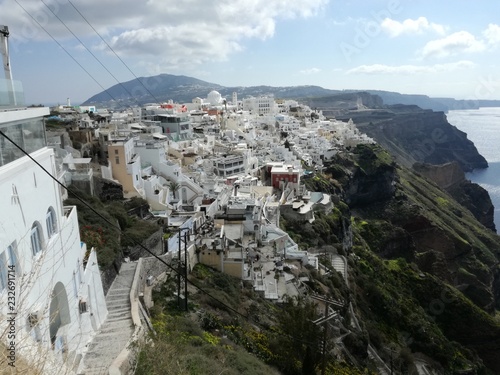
[0,79,25,108]
[0,109,48,167]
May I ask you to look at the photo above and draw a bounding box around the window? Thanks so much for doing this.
[30,223,43,257]
[115,157,120,164]
[46,207,57,238]
[114,149,118,155]
[0,252,7,291]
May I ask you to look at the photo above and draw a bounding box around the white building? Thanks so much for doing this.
[242,96,276,116]
[0,79,107,370]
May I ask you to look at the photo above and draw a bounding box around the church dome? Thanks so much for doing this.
[207,90,222,106]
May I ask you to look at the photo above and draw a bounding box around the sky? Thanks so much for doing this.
[3,0,500,105]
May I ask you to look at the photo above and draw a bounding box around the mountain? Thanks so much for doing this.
[82,73,340,108]
[83,73,500,111]
[83,74,224,107]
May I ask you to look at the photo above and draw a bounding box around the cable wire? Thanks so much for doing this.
[67,0,164,105]
[0,127,245,314]
[40,0,142,106]
[0,129,324,351]
[13,0,118,103]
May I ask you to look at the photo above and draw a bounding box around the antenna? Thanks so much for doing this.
[0,25,16,106]
[0,25,13,80]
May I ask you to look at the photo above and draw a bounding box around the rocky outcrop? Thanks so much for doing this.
[447,180,496,232]
[94,176,124,201]
[343,144,397,207]
[413,161,465,189]
[448,180,497,232]
[346,164,396,207]
[413,162,496,231]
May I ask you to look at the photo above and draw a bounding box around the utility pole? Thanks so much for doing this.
[0,25,12,80]
[321,301,328,375]
[177,229,182,309]
[311,294,344,375]
[0,25,16,106]
[173,227,191,311]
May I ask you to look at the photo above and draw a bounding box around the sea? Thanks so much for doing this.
[446,107,500,229]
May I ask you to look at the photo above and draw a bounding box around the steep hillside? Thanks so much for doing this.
[305,144,500,373]
[140,143,500,375]
[327,144,500,310]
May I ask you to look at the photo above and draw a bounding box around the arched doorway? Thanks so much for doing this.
[49,282,71,348]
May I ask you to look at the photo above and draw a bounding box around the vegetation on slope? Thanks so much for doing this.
[64,188,159,268]
[138,263,374,375]
[138,142,500,374]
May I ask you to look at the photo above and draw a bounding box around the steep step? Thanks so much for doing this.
[78,261,137,375]
[332,255,346,279]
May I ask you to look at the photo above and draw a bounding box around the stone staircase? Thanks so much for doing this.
[331,255,346,280]
[79,262,137,375]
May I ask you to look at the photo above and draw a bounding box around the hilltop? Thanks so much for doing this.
[82,73,500,111]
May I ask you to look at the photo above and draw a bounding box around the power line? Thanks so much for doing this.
[5,139,239,319]
[13,0,118,102]
[67,0,164,105]
[0,127,233,313]
[40,0,141,106]
[0,129,321,350]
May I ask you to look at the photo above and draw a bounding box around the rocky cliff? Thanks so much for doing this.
[336,106,488,172]
[414,162,496,231]
[327,144,500,312]
[317,144,500,372]
[301,93,488,172]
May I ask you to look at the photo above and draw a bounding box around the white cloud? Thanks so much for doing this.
[347,61,475,75]
[381,17,446,38]
[2,0,328,68]
[299,68,321,75]
[420,31,485,59]
[483,23,500,45]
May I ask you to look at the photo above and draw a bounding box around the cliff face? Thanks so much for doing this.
[336,107,488,172]
[413,161,465,189]
[414,162,496,231]
[448,180,497,232]
[329,145,500,312]
[343,144,396,207]
[302,92,488,172]
[311,144,500,373]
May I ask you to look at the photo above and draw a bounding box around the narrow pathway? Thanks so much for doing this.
[331,253,391,373]
[78,262,137,375]
[331,254,346,280]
